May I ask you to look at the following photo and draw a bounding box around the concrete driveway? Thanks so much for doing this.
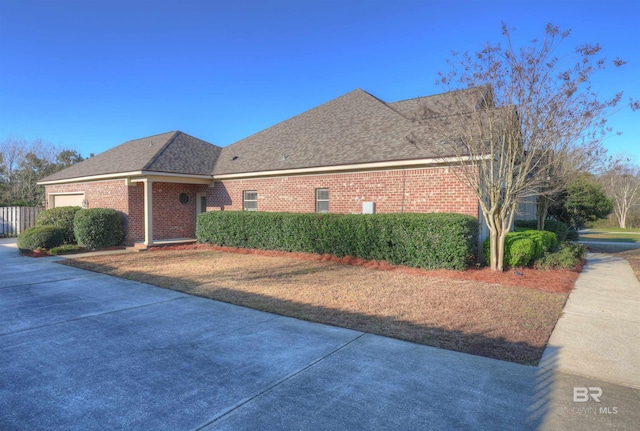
[1,238,638,430]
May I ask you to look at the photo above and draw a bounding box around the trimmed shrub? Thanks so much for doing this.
[506,236,537,267]
[514,219,569,242]
[197,211,478,270]
[483,229,558,268]
[74,208,124,250]
[36,206,82,243]
[566,229,579,241]
[535,243,586,270]
[49,244,84,255]
[17,225,65,254]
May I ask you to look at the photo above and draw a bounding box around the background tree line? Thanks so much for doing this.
[551,156,640,230]
[0,137,88,207]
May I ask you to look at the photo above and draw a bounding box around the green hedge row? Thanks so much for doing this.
[483,230,558,268]
[36,206,82,243]
[514,219,569,242]
[197,211,478,270]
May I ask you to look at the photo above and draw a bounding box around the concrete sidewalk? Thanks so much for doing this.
[1,240,639,430]
[541,253,640,388]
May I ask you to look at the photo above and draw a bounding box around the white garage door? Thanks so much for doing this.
[52,194,84,208]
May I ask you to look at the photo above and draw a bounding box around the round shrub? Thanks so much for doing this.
[17,225,65,254]
[505,236,536,267]
[74,208,124,250]
[36,206,82,244]
[483,229,555,268]
[514,219,568,242]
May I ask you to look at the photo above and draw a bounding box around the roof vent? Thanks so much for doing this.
[231,156,238,161]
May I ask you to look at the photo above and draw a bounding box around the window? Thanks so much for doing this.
[243,190,258,211]
[179,193,190,205]
[316,188,329,213]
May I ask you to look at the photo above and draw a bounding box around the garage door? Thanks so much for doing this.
[52,194,84,207]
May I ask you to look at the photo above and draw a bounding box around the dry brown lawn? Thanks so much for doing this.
[60,246,572,365]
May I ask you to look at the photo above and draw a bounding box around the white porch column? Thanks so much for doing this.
[143,179,154,245]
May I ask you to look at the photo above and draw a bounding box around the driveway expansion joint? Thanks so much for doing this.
[192,332,367,430]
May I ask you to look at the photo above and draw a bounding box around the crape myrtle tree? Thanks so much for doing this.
[434,22,636,271]
[601,158,640,228]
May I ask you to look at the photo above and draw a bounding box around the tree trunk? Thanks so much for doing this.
[536,196,550,230]
[489,228,498,271]
[619,213,627,229]
[497,230,507,272]
[488,224,508,272]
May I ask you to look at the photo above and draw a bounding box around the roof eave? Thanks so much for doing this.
[213,155,486,180]
[38,170,214,186]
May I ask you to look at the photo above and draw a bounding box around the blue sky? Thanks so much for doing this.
[1,0,638,163]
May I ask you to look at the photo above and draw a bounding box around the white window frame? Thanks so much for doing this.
[243,190,258,211]
[316,188,329,213]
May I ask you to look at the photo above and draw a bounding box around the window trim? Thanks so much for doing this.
[243,190,258,211]
[315,188,329,213]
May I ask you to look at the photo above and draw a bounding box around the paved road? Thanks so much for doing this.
[1,239,638,430]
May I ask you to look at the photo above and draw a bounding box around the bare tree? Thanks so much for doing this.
[434,23,634,271]
[601,158,640,228]
[0,137,28,204]
[0,137,82,206]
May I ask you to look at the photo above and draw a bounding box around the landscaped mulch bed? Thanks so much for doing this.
[61,244,578,365]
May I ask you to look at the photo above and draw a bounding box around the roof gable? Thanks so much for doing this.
[214,89,417,175]
[40,131,221,182]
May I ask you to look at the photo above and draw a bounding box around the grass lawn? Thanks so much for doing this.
[60,245,576,366]
[587,227,640,233]
[579,231,640,243]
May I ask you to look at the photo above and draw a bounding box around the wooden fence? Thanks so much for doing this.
[0,207,43,237]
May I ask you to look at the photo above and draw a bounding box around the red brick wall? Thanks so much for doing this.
[46,181,209,244]
[45,167,478,245]
[151,182,208,240]
[208,167,478,217]
[45,180,144,244]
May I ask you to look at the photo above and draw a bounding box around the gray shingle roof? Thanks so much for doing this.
[388,86,490,121]
[40,131,222,182]
[41,86,493,183]
[214,87,488,175]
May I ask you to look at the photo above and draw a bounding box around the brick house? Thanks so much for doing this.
[40,86,526,247]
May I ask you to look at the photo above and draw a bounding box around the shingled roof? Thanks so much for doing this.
[40,131,222,182]
[213,86,490,175]
[41,86,493,183]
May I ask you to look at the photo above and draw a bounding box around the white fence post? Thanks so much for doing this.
[0,207,42,237]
